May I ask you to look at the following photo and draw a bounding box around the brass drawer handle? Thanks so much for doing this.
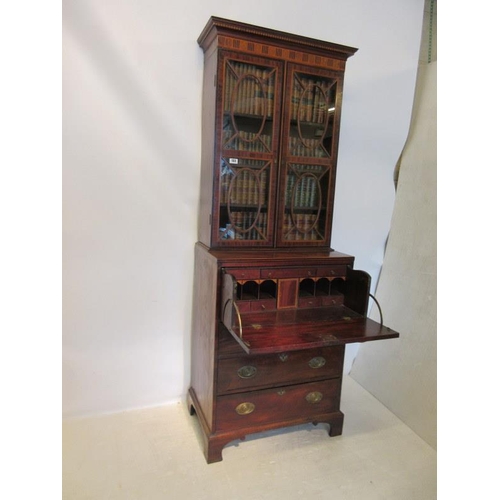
[235,402,255,415]
[279,353,289,362]
[305,391,323,404]
[237,365,257,379]
[309,356,326,369]
[277,389,286,396]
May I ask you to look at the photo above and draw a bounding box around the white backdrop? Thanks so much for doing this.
[63,0,424,417]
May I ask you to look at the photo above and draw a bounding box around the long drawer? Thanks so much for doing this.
[215,378,341,432]
[217,345,344,394]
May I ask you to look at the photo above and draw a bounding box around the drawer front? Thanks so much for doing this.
[298,296,322,308]
[316,265,347,278]
[261,267,316,279]
[217,346,343,394]
[216,379,340,431]
[320,294,344,306]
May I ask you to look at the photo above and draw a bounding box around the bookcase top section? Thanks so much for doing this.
[198,16,358,60]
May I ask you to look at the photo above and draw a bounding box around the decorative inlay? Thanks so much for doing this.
[217,36,345,71]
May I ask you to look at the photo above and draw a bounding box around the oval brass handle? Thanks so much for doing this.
[309,356,326,369]
[305,391,323,404]
[237,365,257,379]
[235,402,255,415]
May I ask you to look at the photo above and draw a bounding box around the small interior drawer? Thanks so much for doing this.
[316,265,347,278]
[215,378,341,431]
[250,299,276,312]
[217,345,343,394]
[261,268,316,279]
[225,268,260,280]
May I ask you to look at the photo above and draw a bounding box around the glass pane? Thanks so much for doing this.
[289,73,337,158]
[219,158,270,241]
[282,163,330,242]
[222,60,276,154]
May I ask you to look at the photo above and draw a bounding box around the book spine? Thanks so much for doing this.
[267,74,274,119]
[306,80,313,123]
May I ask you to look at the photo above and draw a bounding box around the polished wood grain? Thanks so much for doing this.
[190,18,397,463]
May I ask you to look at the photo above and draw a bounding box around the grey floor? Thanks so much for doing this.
[63,376,436,500]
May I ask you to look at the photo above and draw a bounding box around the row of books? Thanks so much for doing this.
[219,213,323,241]
[283,213,323,241]
[220,212,268,240]
[224,62,275,117]
[284,166,324,208]
[220,168,268,206]
[223,129,272,152]
[291,78,334,124]
[288,136,328,158]
[222,62,334,127]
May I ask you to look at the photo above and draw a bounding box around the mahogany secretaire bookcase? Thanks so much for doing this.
[188,17,399,463]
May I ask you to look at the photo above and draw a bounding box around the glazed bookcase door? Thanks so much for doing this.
[277,64,344,246]
[214,52,283,246]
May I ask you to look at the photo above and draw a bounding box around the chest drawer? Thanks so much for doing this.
[215,378,340,432]
[217,345,344,394]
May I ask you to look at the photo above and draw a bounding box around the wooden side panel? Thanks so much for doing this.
[198,48,218,246]
[190,244,219,430]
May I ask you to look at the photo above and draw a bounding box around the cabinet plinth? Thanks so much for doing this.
[189,18,398,463]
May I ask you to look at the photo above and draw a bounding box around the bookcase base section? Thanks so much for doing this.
[188,387,344,464]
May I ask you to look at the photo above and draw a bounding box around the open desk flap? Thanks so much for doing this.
[220,268,399,355]
[222,306,399,355]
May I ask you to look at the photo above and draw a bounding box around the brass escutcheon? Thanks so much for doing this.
[237,365,257,379]
[305,391,323,404]
[235,402,255,415]
[309,356,326,369]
